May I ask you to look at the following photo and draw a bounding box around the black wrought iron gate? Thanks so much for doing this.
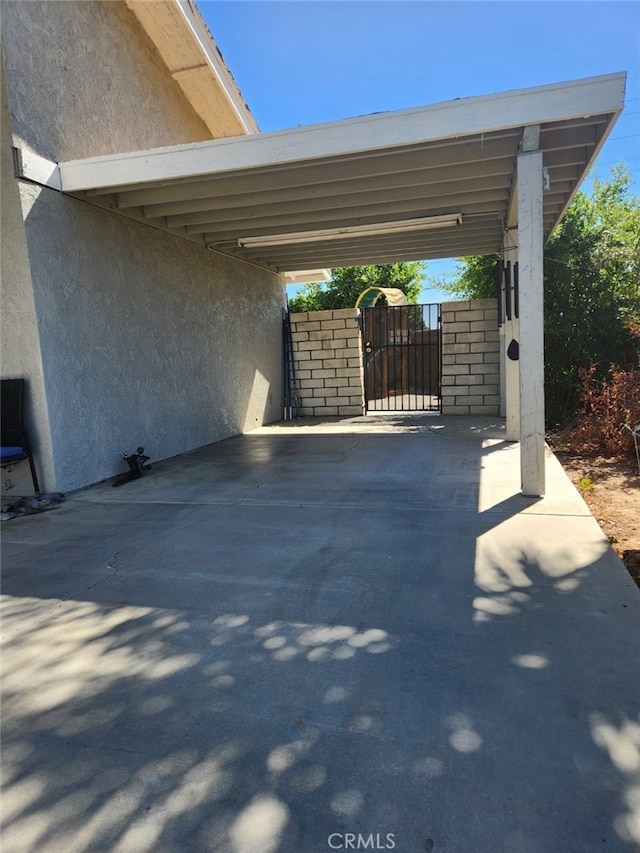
[361,303,441,412]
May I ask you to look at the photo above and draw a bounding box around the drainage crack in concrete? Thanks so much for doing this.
[14,551,121,625]
[338,436,368,460]
[69,740,145,756]
[41,550,123,618]
[243,474,277,498]
[83,550,121,594]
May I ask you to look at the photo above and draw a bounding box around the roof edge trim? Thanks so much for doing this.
[173,0,259,135]
[124,0,259,137]
[58,72,626,193]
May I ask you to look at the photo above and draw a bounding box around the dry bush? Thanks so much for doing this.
[561,363,640,461]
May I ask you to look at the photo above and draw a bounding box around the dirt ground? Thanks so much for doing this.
[551,445,640,588]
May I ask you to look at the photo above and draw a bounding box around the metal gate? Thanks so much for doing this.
[361,303,441,412]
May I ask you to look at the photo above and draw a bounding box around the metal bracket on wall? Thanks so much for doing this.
[12,145,62,190]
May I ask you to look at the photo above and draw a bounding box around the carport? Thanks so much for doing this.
[19,71,626,496]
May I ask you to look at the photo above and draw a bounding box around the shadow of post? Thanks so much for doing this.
[2,415,639,851]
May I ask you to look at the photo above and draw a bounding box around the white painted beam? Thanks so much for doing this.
[13,145,61,190]
[139,161,579,223]
[197,209,501,243]
[172,0,258,133]
[97,130,593,206]
[168,181,510,230]
[146,161,516,221]
[283,269,331,284]
[59,72,625,192]
[185,202,504,243]
[522,124,541,152]
[124,0,258,137]
[517,149,546,497]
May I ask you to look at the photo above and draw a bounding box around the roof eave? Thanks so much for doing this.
[125,0,259,138]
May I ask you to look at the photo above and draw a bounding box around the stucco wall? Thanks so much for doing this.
[20,188,283,492]
[1,3,284,493]
[1,54,54,496]
[0,0,211,161]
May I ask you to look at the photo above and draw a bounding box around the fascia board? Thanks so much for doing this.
[173,0,259,135]
[547,102,624,237]
[59,72,626,193]
[124,0,258,138]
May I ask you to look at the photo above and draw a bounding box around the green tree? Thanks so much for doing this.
[442,164,640,424]
[438,253,498,300]
[288,262,425,312]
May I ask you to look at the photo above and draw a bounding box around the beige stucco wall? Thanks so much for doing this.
[0,0,212,162]
[1,54,54,496]
[1,4,284,493]
[19,189,282,492]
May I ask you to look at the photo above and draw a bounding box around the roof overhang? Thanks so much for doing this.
[55,72,626,273]
[283,269,331,285]
[124,0,258,138]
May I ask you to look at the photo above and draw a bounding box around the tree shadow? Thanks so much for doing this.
[2,416,639,851]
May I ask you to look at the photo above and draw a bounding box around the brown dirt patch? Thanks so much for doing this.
[550,444,640,588]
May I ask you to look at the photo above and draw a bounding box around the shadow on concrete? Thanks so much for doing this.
[2,416,639,852]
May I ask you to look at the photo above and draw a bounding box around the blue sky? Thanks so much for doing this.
[198,1,640,301]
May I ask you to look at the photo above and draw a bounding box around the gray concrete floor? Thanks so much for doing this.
[2,414,639,853]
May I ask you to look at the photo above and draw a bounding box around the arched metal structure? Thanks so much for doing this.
[354,287,409,309]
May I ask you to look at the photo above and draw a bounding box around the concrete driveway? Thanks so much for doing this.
[2,415,639,853]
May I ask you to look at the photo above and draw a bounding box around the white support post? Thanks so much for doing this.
[503,228,520,439]
[517,148,545,496]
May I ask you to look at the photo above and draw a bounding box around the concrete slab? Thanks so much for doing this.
[2,415,639,853]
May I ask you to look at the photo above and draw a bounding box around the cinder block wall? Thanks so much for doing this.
[441,299,500,415]
[289,309,364,417]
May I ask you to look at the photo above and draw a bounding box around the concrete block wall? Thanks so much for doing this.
[289,309,364,417]
[441,299,500,415]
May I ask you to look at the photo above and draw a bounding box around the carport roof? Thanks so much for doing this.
[56,72,626,273]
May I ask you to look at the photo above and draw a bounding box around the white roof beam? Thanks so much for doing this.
[231,220,499,252]
[115,147,588,221]
[59,72,625,193]
[103,125,598,213]
[109,134,522,207]
[213,222,500,255]
[13,146,61,190]
[144,159,517,220]
[195,194,509,241]
[168,176,512,230]
[258,237,503,269]
[158,165,580,228]
[124,0,258,136]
